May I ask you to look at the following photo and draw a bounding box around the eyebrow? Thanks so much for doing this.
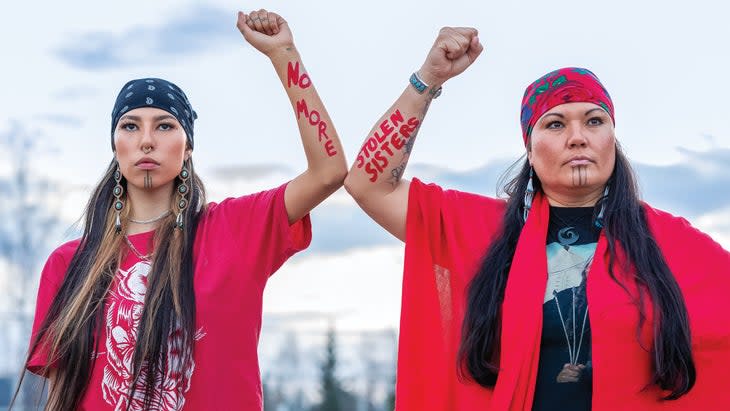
[119,114,177,122]
[541,107,607,120]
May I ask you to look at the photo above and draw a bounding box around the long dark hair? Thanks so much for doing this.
[12,156,206,410]
[458,144,695,400]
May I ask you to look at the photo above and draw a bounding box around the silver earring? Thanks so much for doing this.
[595,184,609,228]
[113,165,124,233]
[523,167,535,223]
[175,162,190,230]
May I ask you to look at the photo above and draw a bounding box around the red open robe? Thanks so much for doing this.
[397,178,730,410]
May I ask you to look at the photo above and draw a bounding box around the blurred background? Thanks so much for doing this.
[1,0,729,409]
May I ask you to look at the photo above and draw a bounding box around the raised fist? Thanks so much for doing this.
[237,9,293,57]
[418,27,483,87]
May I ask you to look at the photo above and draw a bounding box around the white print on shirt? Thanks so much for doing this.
[101,260,205,411]
[544,243,596,304]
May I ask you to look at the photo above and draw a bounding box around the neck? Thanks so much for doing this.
[126,182,174,234]
[543,185,606,207]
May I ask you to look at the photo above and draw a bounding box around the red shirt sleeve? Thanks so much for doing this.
[202,182,312,280]
[26,240,79,376]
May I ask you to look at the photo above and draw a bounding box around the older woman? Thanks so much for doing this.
[14,9,346,411]
[344,27,730,410]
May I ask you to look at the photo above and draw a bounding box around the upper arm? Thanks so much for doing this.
[347,179,411,242]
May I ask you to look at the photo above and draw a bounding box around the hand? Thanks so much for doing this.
[236,9,294,57]
[556,363,586,383]
[418,27,483,87]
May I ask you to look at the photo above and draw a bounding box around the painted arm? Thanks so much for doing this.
[237,9,347,224]
[343,27,483,241]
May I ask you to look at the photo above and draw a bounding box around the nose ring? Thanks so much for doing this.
[142,146,152,154]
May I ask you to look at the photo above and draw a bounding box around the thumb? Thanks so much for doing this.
[466,36,484,62]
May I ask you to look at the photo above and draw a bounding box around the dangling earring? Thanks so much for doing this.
[595,184,609,228]
[523,166,535,223]
[113,165,124,233]
[175,161,190,230]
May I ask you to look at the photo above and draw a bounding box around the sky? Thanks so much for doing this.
[1,0,730,383]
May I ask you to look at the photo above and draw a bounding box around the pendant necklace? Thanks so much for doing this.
[124,235,154,261]
[552,258,591,383]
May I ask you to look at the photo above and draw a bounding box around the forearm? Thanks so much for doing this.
[270,46,347,185]
[346,80,435,200]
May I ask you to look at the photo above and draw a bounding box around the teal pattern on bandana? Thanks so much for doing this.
[520,67,614,146]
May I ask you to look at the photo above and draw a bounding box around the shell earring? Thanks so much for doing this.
[523,167,535,223]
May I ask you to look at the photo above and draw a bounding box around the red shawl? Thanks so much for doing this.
[397,178,730,410]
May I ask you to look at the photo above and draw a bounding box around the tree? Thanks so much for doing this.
[0,121,63,406]
[317,325,341,411]
[385,375,395,411]
[311,324,357,411]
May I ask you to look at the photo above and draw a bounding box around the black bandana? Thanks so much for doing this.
[110,78,197,150]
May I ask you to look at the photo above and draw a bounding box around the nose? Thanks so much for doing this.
[140,125,155,153]
[567,122,588,148]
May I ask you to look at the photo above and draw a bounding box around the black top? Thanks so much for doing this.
[532,206,600,411]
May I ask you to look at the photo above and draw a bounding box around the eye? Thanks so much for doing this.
[587,117,604,126]
[120,122,138,131]
[546,120,564,130]
[158,123,176,131]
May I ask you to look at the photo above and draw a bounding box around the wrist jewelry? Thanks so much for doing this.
[409,72,442,99]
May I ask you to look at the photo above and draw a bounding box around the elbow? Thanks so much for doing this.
[319,164,348,192]
[343,173,365,203]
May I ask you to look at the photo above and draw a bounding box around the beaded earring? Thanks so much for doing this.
[523,167,535,223]
[113,165,124,233]
[595,185,609,228]
[175,161,190,230]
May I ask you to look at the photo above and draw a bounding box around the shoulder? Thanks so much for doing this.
[46,238,81,267]
[643,203,708,240]
[203,183,286,218]
[410,177,507,215]
[407,178,507,249]
[642,202,729,260]
[40,238,82,287]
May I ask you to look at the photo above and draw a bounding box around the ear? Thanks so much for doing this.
[526,139,533,165]
[184,149,192,161]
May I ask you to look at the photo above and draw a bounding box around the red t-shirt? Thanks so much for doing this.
[27,183,311,410]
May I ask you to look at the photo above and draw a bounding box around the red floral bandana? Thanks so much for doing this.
[520,67,614,146]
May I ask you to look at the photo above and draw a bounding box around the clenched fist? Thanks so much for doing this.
[418,27,483,87]
[237,9,293,57]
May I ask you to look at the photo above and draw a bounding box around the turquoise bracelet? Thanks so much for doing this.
[409,72,442,99]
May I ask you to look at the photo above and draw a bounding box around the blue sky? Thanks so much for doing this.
[1,0,729,386]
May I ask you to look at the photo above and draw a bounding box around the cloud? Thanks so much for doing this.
[52,85,100,100]
[298,148,730,254]
[35,113,84,128]
[308,203,399,254]
[209,164,293,181]
[56,5,236,70]
[635,148,730,218]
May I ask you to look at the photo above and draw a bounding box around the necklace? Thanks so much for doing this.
[550,208,595,247]
[552,257,591,383]
[129,210,171,224]
[124,235,154,261]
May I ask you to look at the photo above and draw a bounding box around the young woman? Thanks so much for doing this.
[344,27,730,410]
[15,9,346,411]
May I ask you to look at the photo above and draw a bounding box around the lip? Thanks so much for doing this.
[135,157,160,170]
[564,155,594,166]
